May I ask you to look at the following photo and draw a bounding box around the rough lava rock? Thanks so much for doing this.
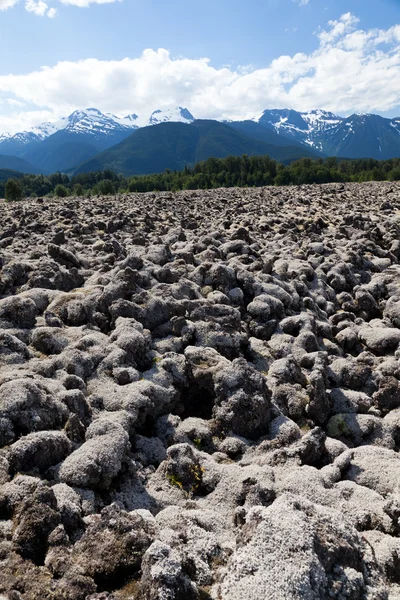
[0,182,400,599]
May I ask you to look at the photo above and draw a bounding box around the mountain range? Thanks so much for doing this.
[74,119,320,177]
[0,106,399,177]
[256,109,400,160]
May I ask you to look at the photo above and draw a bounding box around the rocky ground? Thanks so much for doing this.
[0,182,399,599]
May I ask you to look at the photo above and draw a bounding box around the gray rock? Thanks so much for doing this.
[52,483,84,537]
[329,388,373,414]
[48,243,81,268]
[59,419,130,490]
[30,327,69,354]
[344,446,400,496]
[0,332,31,364]
[141,540,200,599]
[70,503,154,586]
[0,378,68,446]
[0,295,38,328]
[358,326,400,354]
[383,296,400,328]
[215,493,373,600]
[12,483,60,563]
[8,431,72,475]
[373,376,400,413]
[213,358,271,439]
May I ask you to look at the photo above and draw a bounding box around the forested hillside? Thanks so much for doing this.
[2,155,400,199]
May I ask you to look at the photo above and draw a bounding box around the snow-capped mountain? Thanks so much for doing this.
[109,113,140,127]
[0,116,71,152]
[60,108,138,137]
[0,106,194,148]
[0,122,64,147]
[146,107,195,127]
[255,109,400,158]
[0,108,137,158]
[2,105,400,175]
[0,106,197,173]
[257,109,345,151]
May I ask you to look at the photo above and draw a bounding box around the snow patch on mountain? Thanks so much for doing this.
[145,107,195,127]
[110,113,140,127]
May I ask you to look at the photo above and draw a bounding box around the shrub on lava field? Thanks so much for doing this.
[55,184,68,198]
[73,183,84,197]
[5,178,23,202]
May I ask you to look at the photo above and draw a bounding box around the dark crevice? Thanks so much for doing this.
[181,385,215,420]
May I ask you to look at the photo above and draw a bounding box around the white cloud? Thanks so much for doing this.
[1,13,400,134]
[0,0,18,9]
[0,109,60,134]
[293,0,309,6]
[59,0,120,5]
[25,0,48,16]
[317,12,360,46]
[0,0,119,15]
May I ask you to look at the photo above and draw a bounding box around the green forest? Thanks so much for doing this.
[2,155,400,200]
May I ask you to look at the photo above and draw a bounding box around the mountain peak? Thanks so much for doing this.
[123,113,139,121]
[146,107,195,127]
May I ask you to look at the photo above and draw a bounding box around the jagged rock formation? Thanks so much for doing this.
[0,182,399,599]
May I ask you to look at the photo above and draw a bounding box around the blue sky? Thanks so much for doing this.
[1,0,400,133]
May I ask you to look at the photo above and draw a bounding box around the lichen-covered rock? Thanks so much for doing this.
[70,503,154,587]
[52,483,84,537]
[164,443,204,496]
[358,326,400,354]
[0,378,68,446]
[0,331,31,364]
[344,446,400,496]
[0,295,38,328]
[59,419,130,489]
[1,183,400,599]
[141,540,200,600]
[8,430,72,475]
[12,483,60,563]
[215,493,380,600]
[213,358,271,439]
[48,243,81,268]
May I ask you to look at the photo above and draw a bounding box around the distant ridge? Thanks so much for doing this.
[73,119,321,177]
[1,106,399,175]
[0,154,40,175]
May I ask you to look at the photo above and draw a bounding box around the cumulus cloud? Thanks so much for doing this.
[59,0,120,5]
[0,0,19,9]
[25,0,49,16]
[0,0,119,15]
[0,109,61,134]
[1,13,400,134]
[318,12,360,46]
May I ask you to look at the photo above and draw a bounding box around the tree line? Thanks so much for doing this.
[2,155,400,200]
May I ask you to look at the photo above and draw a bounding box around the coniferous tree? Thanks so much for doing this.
[55,184,68,198]
[5,178,23,201]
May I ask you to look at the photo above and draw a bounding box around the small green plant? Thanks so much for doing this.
[166,473,184,491]
[193,438,202,449]
[166,464,205,497]
[188,464,205,495]
[327,414,351,438]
